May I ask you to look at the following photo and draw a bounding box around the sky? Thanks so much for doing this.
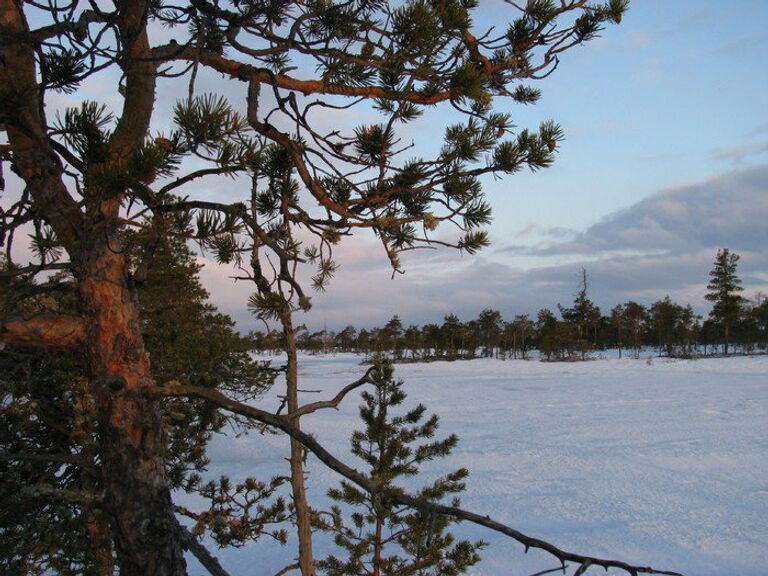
[6,1,768,332]
[198,0,768,331]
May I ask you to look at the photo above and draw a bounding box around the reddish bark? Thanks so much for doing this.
[1,3,186,573]
[80,244,186,575]
[2,315,85,347]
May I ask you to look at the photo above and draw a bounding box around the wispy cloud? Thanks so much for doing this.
[712,33,768,55]
[712,141,768,163]
[635,57,662,84]
[748,122,768,137]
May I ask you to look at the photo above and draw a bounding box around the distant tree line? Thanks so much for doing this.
[252,249,768,361]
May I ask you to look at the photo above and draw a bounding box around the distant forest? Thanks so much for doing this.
[253,250,768,361]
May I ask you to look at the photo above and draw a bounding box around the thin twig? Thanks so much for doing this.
[273,562,300,576]
[289,366,375,418]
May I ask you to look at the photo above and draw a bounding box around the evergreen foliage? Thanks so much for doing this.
[0,1,689,574]
[557,269,601,360]
[0,227,279,573]
[316,361,484,576]
[705,248,746,355]
[277,250,766,361]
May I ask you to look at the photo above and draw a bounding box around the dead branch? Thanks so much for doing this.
[152,383,683,576]
[0,451,95,471]
[288,366,376,419]
[20,483,103,504]
[0,262,72,278]
[273,563,300,576]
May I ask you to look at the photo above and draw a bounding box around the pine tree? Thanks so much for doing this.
[705,248,745,355]
[506,314,535,359]
[0,1,632,571]
[0,227,280,574]
[441,315,462,360]
[477,309,502,358]
[558,269,601,359]
[622,301,648,359]
[317,362,484,576]
[381,316,405,359]
[609,304,626,357]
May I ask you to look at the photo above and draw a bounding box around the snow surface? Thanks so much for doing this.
[180,353,768,576]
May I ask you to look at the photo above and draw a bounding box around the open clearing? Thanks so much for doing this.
[181,354,768,575]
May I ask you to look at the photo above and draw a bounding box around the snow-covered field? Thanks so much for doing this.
[181,354,768,576]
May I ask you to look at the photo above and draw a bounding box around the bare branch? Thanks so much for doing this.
[273,563,300,576]
[528,567,571,576]
[288,366,375,419]
[20,483,103,504]
[0,262,72,278]
[9,10,110,45]
[0,451,94,470]
[157,166,243,196]
[152,383,683,576]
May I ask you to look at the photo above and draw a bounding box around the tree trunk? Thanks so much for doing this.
[0,3,186,573]
[84,506,116,576]
[81,243,186,575]
[373,516,383,576]
[282,312,315,575]
[75,381,116,576]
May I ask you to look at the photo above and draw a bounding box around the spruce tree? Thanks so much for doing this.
[705,248,745,355]
[317,361,484,576]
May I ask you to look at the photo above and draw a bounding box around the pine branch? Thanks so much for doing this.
[1,314,86,348]
[152,199,302,264]
[176,520,231,576]
[16,10,110,44]
[157,166,244,196]
[153,382,683,576]
[152,43,455,105]
[272,563,300,576]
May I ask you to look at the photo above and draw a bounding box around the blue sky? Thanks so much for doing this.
[7,1,768,330]
[282,0,768,330]
[197,0,768,330]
